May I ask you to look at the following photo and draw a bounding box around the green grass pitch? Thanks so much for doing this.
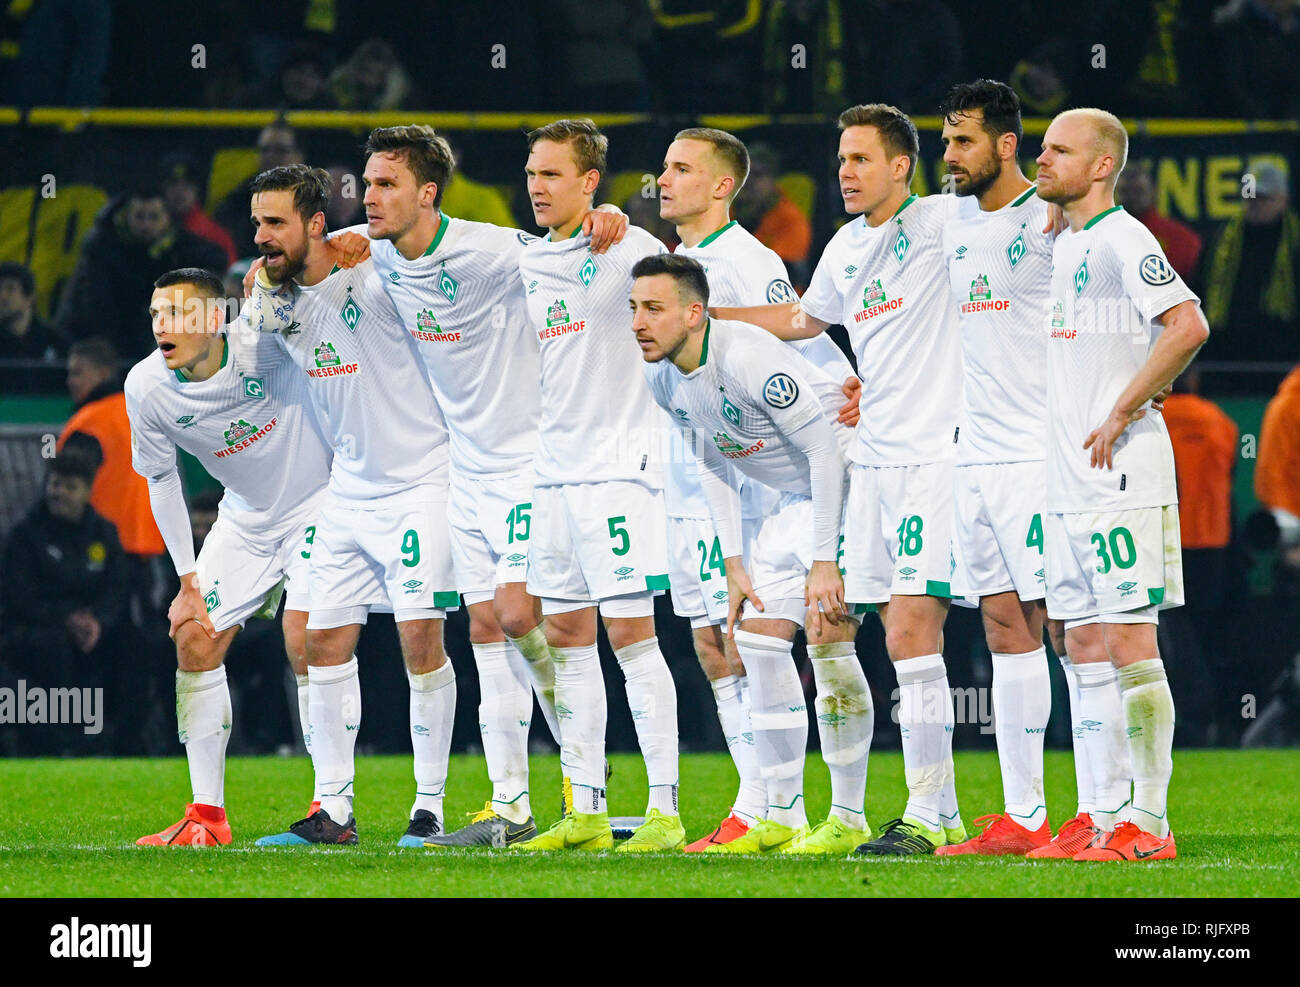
[2,749,1296,897]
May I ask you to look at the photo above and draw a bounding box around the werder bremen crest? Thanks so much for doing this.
[863,279,887,308]
[1006,230,1026,267]
[314,341,340,368]
[224,419,257,445]
[546,299,570,327]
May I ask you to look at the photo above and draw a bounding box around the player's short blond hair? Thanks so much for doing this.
[527,118,608,178]
[1057,108,1128,180]
[674,127,750,198]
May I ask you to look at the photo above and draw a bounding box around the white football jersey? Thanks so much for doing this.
[645,319,853,498]
[945,186,1053,465]
[126,319,332,540]
[1046,207,1196,512]
[673,221,854,519]
[369,215,540,478]
[518,224,668,487]
[274,258,449,503]
[802,193,962,467]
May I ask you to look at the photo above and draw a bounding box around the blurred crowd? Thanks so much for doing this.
[1,0,1297,118]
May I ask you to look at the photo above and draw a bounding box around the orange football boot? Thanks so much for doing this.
[136,803,232,846]
[1073,820,1176,861]
[1026,812,1102,859]
[935,812,1051,856]
[684,813,752,852]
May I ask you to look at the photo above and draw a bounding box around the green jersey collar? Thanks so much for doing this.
[421,212,450,256]
[1083,204,1124,230]
[1011,185,1038,207]
[695,220,737,249]
[892,194,917,220]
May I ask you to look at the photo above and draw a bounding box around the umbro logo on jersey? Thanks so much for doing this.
[340,295,363,331]
[282,321,301,336]
[843,264,858,278]
[1139,253,1175,286]
[506,553,526,563]
[766,279,797,304]
[712,590,727,601]
[953,246,967,259]
[1117,581,1138,597]
[898,566,917,577]
[176,414,198,428]
[388,272,400,282]
[674,408,690,421]
[762,373,799,409]
[527,279,539,294]
[614,565,635,581]
[243,376,265,398]
[578,255,598,287]
[438,268,459,302]
[402,579,424,594]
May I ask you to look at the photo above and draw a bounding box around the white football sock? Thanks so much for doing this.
[473,642,533,823]
[615,638,680,816]
[711,674,765,825]
[309,657,361,824]
[177,666,231,808]
[1118,659,1175,838]
[809,643,872,828]
[1058,652,1096,815]
[734,630,808,829]
[1073,660,1132,832]
[409,660,455,822]
[893,653,950,835]
[507,623,562,746]
[991,647,1051,830]
[553,643,607,814]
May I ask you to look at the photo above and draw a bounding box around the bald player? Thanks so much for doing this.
[1032,108,1207,861]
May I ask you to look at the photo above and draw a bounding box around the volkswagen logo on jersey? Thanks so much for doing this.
[766,279,797,304]
[1139,254,1176,286]
[762,373,799,408]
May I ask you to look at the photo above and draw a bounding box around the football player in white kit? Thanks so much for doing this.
[657,128,871,854]
[513,120,684,853]
[356,125,626,847]
[635,253,861,854]
[243,166,459,848]
[714,105,968,855]
[929,80,1064,857]
[130,268,331,846]
[1034,108,1207,861]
